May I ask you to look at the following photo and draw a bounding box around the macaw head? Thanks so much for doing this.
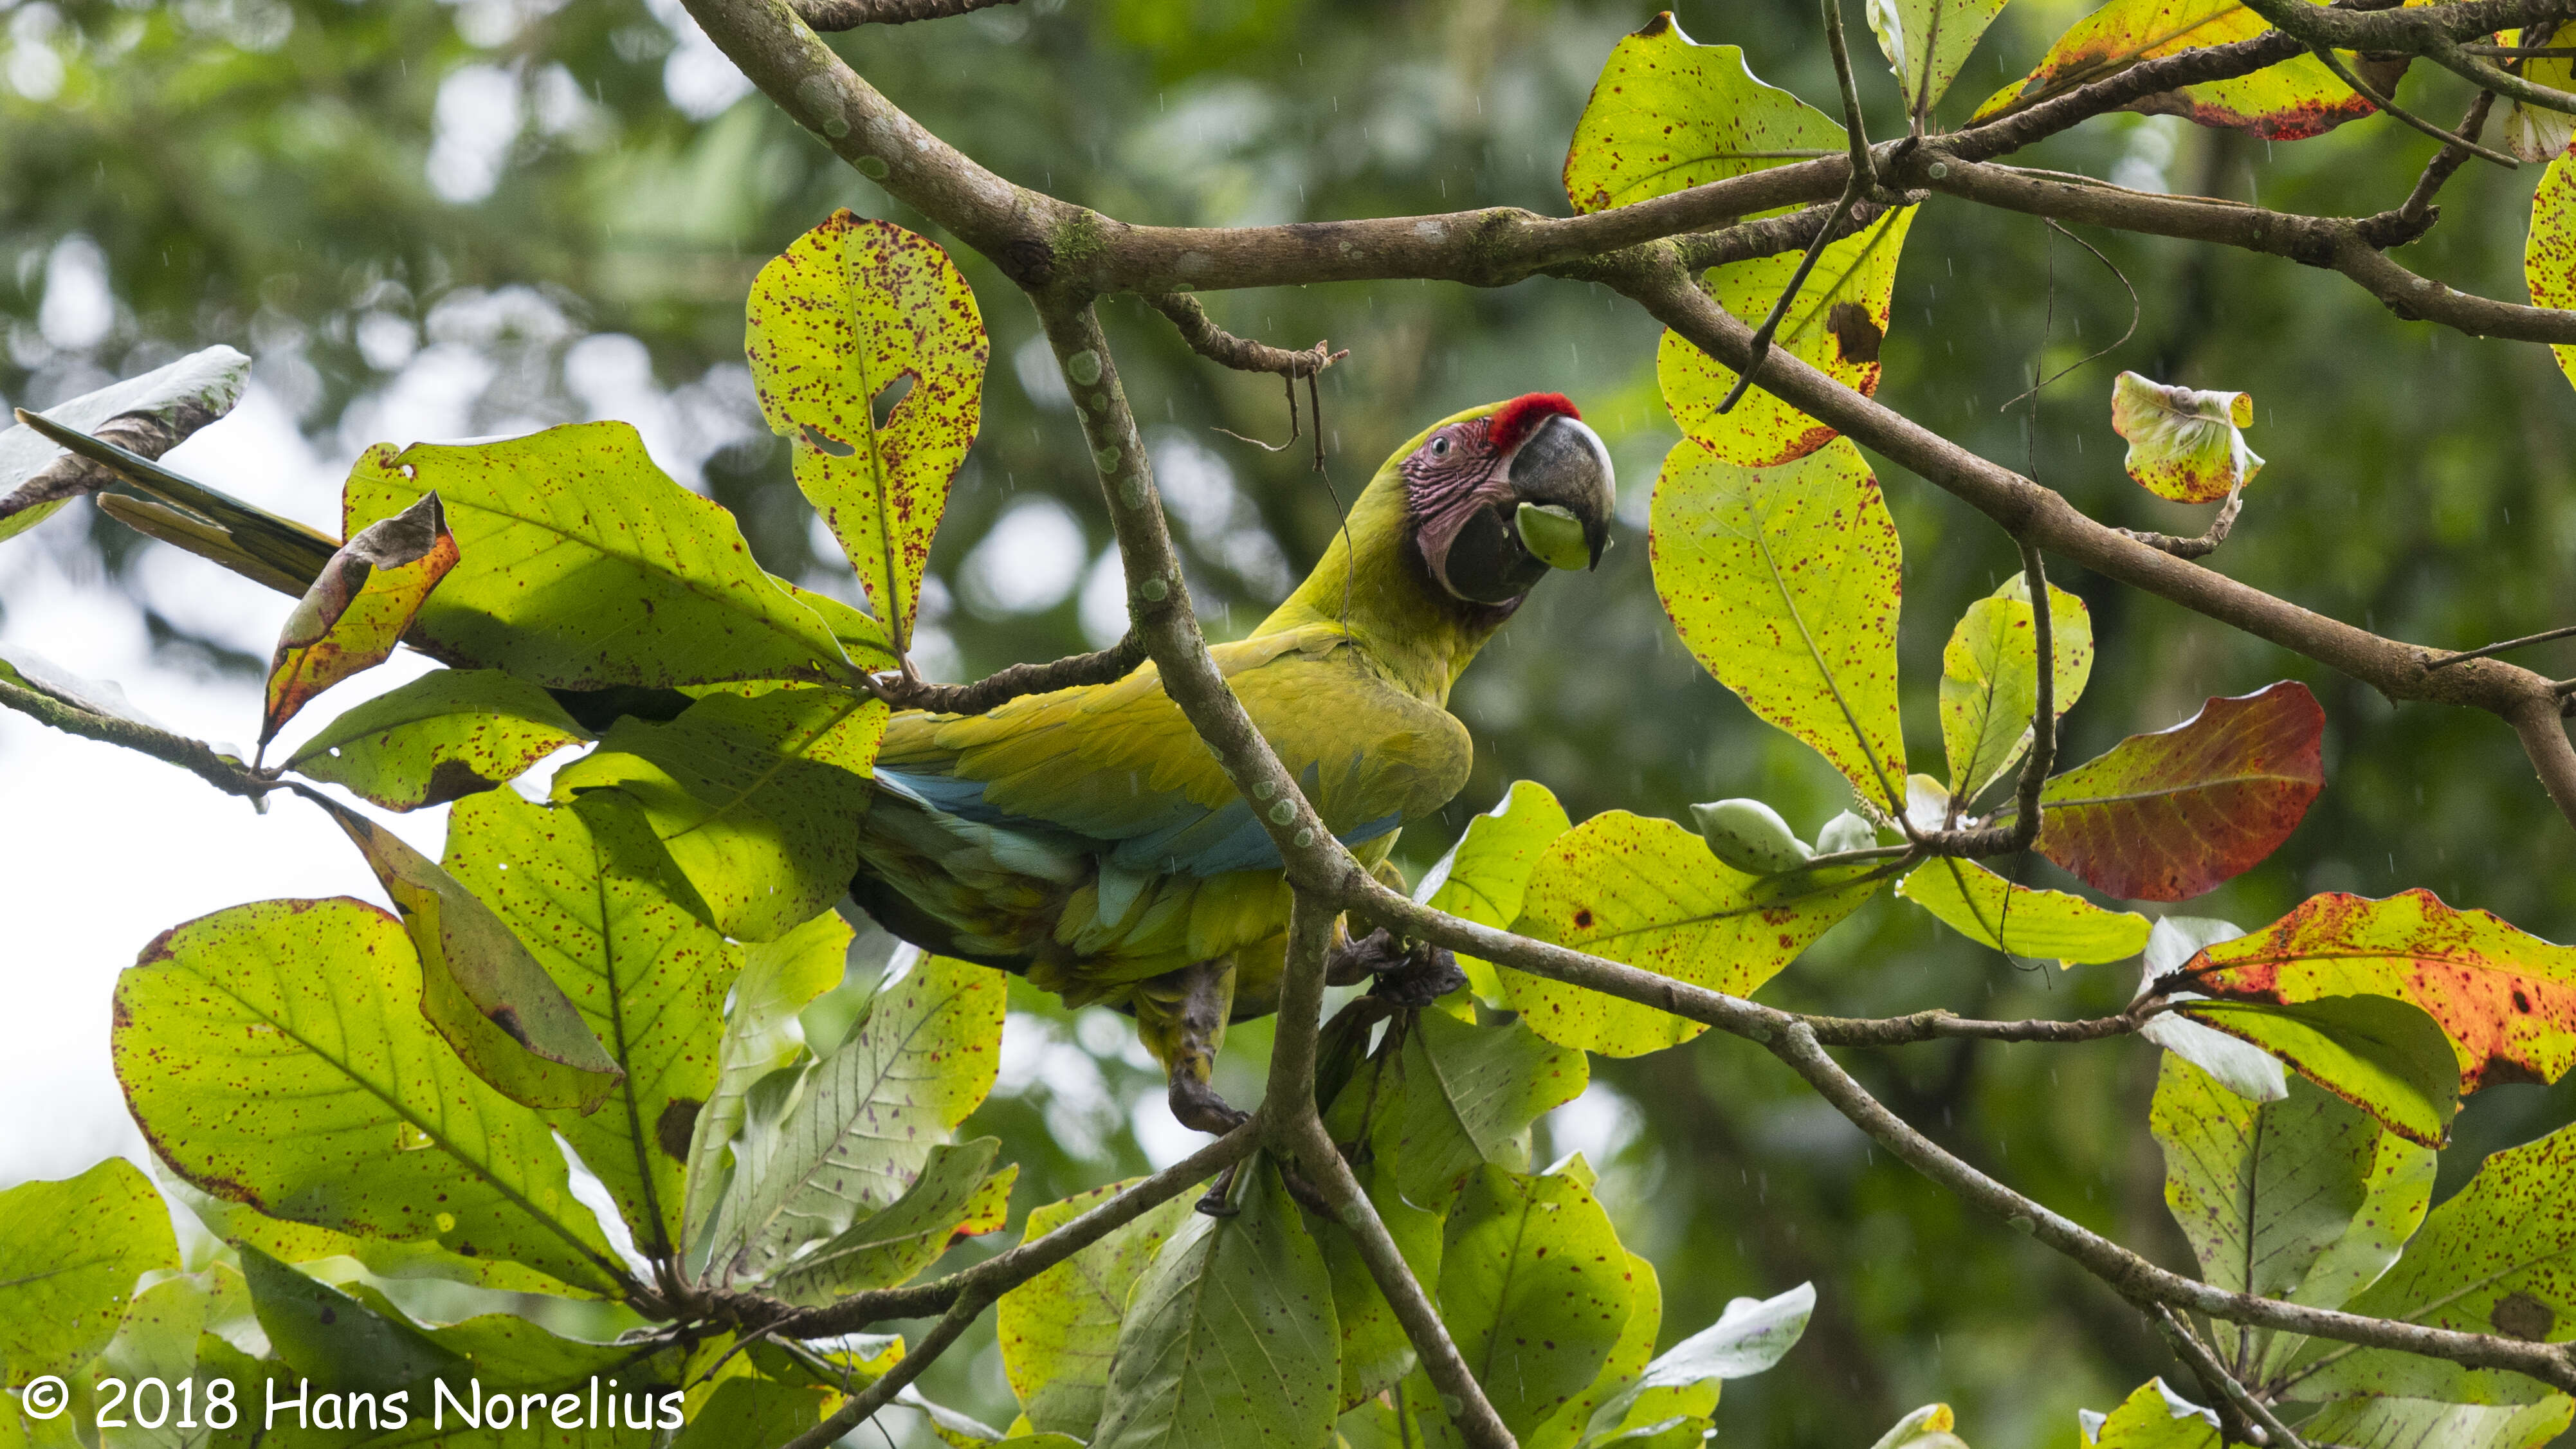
[1399,393,1615,606]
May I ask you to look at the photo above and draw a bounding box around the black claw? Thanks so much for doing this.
[1369,942,1466,1008]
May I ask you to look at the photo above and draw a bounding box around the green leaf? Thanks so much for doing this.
[1381,1007,1591,1212]
[1865,0,2011,118]
[2033,681,2325,902]
[262,492,457,746]
[1868,1403,1971,1449]
[0,1159,178,1382]
[1650,439,1905,812]
[283,669,590,810]
[2300,1118,2576,1404]
[2084,1380,2219,1447]
[2296,1395,2573,1448]
[2180,996,2461,1148]
[235,1243,466,1393]
[342,420,865,689]
[1529,1250,1658,1449]
[1416,780,1574,1005]
[747,211,986,653]
[2181,888,2576,1095]
[89,1261,251,1449]
[667,1377,831,1449]
[1583,1282,1813,1442]
[1897,859,2150,965]
[1506,812,1883,1057]
[2505,24,2576,161]
[2110,371,2265,505]
[0,345,250,547]
[1315,1136,1446,1411]
[2527,154,2576,393]
[1939,575,2093,803]
[1092,1159,1339,1449]
[1971,0,2382,141]
[553,685,885,943]
[769,1138,1016,1305]
[113,898,628,1297]
[681,910,853,1267]
[1562,15,1843,214]
[160,1168,580,1297]
[311,792,624,1111]
[998,1178,1201,1439]
[1425,1165,1636,1441]
[2150,1055,2433,1374]
[1659,209,1916,469]
[441,787,740,1257]
[704,952,1004,1287]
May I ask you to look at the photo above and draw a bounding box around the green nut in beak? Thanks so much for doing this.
[1516,501,1593,571]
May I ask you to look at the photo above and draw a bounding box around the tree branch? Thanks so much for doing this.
[864,632,1147,715]
[1145,293,1346,379]
[789,0,1017,29]
[0,677,275,802]
[2154,1304,2310,1449]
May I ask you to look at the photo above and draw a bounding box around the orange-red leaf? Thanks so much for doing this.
[2033,680,2323,900]
[2178,889,2576,1094]
[262,493,457,745]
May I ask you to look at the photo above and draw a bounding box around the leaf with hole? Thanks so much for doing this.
[343,421,866,689]
[284,669,590,810]
[1090,1159,1339,1449]
[311,792,623,1113]
[2178,995,2461,1147]
[2029,681,2324,900]
[747,210,986,652]
[1650,438,1906,813]
[554,684,886,943]
[1971,0,2391,141]
[998,1176,1203,1439]
[1508,812,1883,1057]
[2180,888,2576,1095]
[1659,208,1917,468]
[113,898,626,1297]
[262,492,457,746]
[2110,371,2264,504]
[1940,574,2093,803]
[1897,859,2150,965]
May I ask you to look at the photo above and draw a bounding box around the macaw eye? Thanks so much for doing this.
[1429,436,1451,458]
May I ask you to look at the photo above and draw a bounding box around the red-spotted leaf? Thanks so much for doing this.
[2178,994,2462,1147]
[1562,14,1842,216]
[2526,153,2576,392]
[747,211,986,653]
[304,789,623,1113]
[1970,0,2395,141]
[2031,680,2324,900]
[262,493,457,745]
[2110,371,2264,504]
[2177,889,2576,1094]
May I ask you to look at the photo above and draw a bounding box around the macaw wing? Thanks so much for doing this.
[873,625,1471,880]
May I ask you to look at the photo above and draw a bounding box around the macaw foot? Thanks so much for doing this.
[1167,1071,1250,1136]
[1326,927,1466,1006]
[1192,1154,1342,1218]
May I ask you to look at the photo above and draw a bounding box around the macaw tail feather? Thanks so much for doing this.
[15,408,338,597]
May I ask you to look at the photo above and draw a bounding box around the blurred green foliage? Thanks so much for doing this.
[8,0,2576,1441]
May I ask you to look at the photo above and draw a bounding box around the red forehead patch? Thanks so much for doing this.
[1488,393,1580,452]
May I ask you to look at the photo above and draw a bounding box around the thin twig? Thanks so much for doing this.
[2467,42,2576,55]
[776,1297,980,1449]
[863,633,1147,714]
[2427,34,2576,115]
[1146,293,1346,379]
[790,0,1018,30]
[2397,91,2501,230]
[2431,621,2576,669]
[2153,1304,2311,1449]
[0,676,276,802]
[1997,220,2142,412]
[2311,41,2520,165]
[2117,475,2245,560]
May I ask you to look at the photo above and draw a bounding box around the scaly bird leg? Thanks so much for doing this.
[1324,925,1467,1006]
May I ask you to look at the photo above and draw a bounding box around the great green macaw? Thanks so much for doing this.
[20,390,1616,1135]
[845,393,1615,1133]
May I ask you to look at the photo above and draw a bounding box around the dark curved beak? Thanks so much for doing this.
[1506,414,1615,569]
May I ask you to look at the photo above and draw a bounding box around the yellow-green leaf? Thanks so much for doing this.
[2180,995,2462,1148]
[747,210,987,653]
[769,1138,1016,1306]
[1562,15,1843,215]
[1506,812,1883,1057]
[998,1178,1201,1439]
[1416,780,1574,1005]
[1897,859,2150,965]
[2110,370,2264,504]
[1971,0,2384,141]
[283,668,592,811]
[1659,208,1917,468]
[261,492,457,746]
[2085,1380,2219,1447]
[1866,0,2013,119]
[0,1160,178,1385]
[1939,575,2094,803]
[2527,153,2576,393]
[2507,23,2576,161]
[1650,438,1906,813]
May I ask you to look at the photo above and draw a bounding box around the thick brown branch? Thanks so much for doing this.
[1145,293,1345,379]
[789,0,1016,30]
[866,633,1146,715]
